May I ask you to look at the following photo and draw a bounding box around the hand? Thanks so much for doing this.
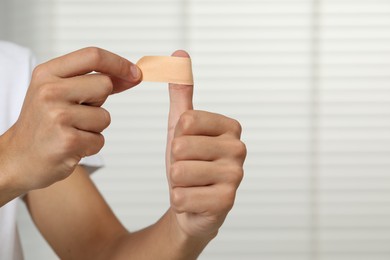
[165,51,246,239]
[0,47,141,193]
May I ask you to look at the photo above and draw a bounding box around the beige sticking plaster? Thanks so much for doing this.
[136,56,194,85]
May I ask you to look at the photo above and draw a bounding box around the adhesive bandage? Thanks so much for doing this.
[136,56,193,85]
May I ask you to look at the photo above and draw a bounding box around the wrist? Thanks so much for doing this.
[0,130,27,206]
[166,209,217,259]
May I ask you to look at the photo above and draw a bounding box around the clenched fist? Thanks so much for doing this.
[165,51,246,240]
[0,47,141,203]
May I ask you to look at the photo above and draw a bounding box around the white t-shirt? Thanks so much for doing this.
[0,41,103,260]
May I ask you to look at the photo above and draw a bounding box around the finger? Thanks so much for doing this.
[62,129,105,158]
[63,74,137,105]
[79,131,105,157]
[171,136,246,162]
[44,47,141,92]
[166,50,194,171]
[109,75,140,94]
[60,74,113,106]
[170,161,220,188]
[70,105,110,133]
[170,161,243,188]
[174,110,242,138]
[170,185,236,214]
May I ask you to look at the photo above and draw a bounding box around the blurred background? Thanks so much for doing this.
[1,0,390,259]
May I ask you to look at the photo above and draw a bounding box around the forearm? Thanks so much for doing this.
[25,166,214,260]
[106,209,216,260]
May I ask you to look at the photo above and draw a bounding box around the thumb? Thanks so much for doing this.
[166,50,194,173]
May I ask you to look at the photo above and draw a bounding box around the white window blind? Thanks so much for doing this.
[190,1,314,259]
[317,1,390,259]
[1,0,390,259]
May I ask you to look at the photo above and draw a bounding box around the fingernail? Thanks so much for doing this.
[130,64,141,80]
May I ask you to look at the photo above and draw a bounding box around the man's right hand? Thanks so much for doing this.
[0,47,141,201]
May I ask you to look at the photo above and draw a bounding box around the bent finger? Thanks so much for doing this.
[45,47,141,92]
[171,136,246,162]
[174,110,242,138]
[62,74,113,106]
[170,161,220,188]
[70,106,111,133]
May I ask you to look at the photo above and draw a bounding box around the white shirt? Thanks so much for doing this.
[0,41,103,260]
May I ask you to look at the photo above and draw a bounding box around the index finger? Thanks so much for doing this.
[46,47,141,85]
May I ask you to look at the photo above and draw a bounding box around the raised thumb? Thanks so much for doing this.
[166,50,194,172]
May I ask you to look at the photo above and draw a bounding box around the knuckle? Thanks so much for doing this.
[233,140,247,159]
[101,108,111,129]
[99,134,105,148]
[229,165,244,184]
[100,75,114,95]
[231,119,243,136]
[37,83,62,102]
[50,108,71,125]
[84,47,103,64]
[170,188,185,213]
[236,167,245,183]
[169,163,182,187]
[88,134,105,155]
[95,134,105,152]
[61,131,80,153]
[178,111,196,133]
[221,186,237,212]
[32,64,49,82]
[171,137,186,158]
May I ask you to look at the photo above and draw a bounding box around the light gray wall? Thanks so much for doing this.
[0,1,9,39]
[0,0,54,61]
[6,1,390,259]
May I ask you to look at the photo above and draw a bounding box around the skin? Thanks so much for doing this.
[0,49,246,259]
[0,47,141,205]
